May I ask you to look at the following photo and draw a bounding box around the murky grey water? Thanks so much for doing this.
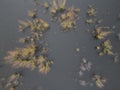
[0,0,120,90]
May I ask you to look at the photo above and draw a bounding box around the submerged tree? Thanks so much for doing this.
[98,40,114,56]
[92,74,107,88]
[4,44,38,70]
[41,0,80,31]
[87,5,96,17]
[93,26,112,40]
[0,72,23,90]
[4,9,53,74]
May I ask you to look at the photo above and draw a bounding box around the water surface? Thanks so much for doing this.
[0,0,120,90]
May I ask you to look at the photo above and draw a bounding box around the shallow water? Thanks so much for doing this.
[0,0,120,90]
